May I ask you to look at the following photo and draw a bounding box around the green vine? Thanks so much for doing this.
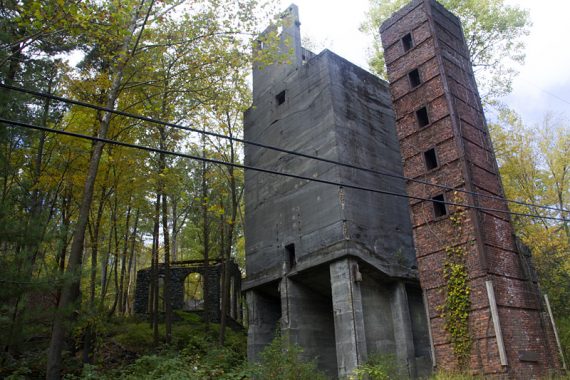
[440,206,472,367]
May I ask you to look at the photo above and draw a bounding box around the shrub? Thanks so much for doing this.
[350,354,400,380]
[430,372,482,380]
[250,333,328,380]
[113,322,156,353]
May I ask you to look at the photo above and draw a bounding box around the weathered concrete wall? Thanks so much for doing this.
[282,275,338,377]
[406,285,433,375]
[244,50,419,290]
[252,5,303,104]
[380,0,563,377]
[328,56,417,272]
[244,5,432,378]
[246,283,281,361]
[361,275,396,356]
[244,50,343,286]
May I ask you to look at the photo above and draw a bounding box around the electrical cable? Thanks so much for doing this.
[1,116,568,223]
[519,78,570,107]
[1,82,566,215]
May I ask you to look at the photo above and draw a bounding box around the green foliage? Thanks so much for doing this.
[57,316,249,379]
[1,0,271,375]
[249,333,328,380]
[558,316,570,366]
[113,322,156,353]
[428,371,570,380]
[120,354,206,380]
[489,110,570,319]
[350,354,401,380]
[441,209,472,366]
[0,336,49,379]
[361,0,531,102]
[429,371,483,379]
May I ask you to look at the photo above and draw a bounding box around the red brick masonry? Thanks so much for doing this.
[381,0,563,377]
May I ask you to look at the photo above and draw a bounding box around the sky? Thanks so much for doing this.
[277,0,570,127]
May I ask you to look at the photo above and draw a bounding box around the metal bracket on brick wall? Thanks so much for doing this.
[486,280,508,366]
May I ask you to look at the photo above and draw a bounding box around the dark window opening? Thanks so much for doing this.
[285,243,296,270]
[402,33,413,52]
[432,194,447,218]
[408,69,421,88]
[276,90,286,105]
[424,148,438,170]
[416,106,430,127]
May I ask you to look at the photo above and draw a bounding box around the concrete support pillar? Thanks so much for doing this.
[280,276,338,377]
[279,277,290,332]
[391,281,417,378]
[330,258,367,378]
[246,290,281,362]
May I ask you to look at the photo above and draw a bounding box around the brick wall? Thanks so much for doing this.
[380,0,562,377]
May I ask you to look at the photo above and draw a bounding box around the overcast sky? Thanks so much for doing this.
[278,0,570,126]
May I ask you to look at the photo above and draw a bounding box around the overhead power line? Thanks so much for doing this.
[519,78,570,107]
[0,83,567,215]
[1,117,568,223]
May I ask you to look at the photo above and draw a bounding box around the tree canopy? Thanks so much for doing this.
[361,0,531,102]
[490,110,570,317]
[0,0,273,377]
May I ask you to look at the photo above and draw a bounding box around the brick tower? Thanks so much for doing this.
[380,0,563,377]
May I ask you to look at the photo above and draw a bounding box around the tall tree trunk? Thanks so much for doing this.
[124,210,139,315]
[6,75,54,354]
[100,210,114,306]
[82,186,107,364]
[117,204,132,315]
[556,188,570,244]
[161,190,172,343]
[158,126,172,343]
[201,130,211,326]
[46,1,153,376]
[151,192,161,344]
[171,199,178,262]
[108,198,121,316]
[219,115,239,346]
[89,188,106,308]
[55,190,72,305]
[5,44,21,86]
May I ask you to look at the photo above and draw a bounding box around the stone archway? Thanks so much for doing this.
[134,259,242,324]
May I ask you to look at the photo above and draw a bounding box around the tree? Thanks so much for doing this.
[46,1,159,377]
[489,110,570,318]
[0,0,77,357]
[361,0,531,102]
[1,0,275,376]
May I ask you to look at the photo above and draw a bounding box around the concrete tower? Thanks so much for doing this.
[380,0,563,377]
[243,5,431,378]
